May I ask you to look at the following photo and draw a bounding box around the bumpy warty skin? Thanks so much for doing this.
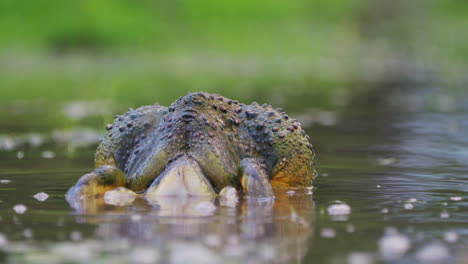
[95,92,316,193]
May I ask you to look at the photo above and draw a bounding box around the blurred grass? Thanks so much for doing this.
[0,0,467,132]
[0,1,358,54]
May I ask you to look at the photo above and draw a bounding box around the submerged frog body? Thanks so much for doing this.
[66,92,316,201]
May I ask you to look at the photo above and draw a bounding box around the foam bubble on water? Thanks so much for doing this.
[403,203,414,210]
[415,243,449,263]
[129,247,160,264]
[450,196,462,201]
[286,190,295,195]
[41,150,56,159]
[195,201,216,216]
[440,211,450,219]
[381,208,389,214]
[347,252,374,264]
[327,203,351,216]
[378,233,411,260]
[320,228,336,238]
[13,204,27,214]
[376,185,381,188]
[407,198,417,203]
[0,179,12,184]
[33,192,49,201]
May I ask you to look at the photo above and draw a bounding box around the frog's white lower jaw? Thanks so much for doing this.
[144,154,216,201]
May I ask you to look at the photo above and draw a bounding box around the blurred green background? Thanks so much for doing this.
[0,0,467,132]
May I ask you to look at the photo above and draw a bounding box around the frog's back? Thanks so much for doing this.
[95,92,315,190]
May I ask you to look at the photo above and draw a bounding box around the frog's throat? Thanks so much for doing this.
[144,154,216,200]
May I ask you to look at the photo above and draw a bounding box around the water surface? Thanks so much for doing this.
[1,86,467,263]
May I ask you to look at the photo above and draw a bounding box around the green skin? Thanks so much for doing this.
[66,92,316,201]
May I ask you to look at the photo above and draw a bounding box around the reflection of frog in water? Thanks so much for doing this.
[66,92,316,201]
[68,189,315,264]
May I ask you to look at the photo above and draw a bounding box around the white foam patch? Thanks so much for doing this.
[378,233,410,260]
[403,203,414,210]
[327,203,351,216]
[13,204,27,214]
[33,192,49,201]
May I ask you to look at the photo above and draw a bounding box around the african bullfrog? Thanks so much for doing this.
[66,92,316,201]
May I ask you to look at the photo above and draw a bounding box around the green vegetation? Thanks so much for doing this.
[0,0,466,129]
[0,1,359,54]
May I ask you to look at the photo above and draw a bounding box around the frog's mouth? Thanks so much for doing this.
[144,154,216,200]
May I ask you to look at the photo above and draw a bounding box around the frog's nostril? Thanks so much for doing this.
[181,112,197,122]
[182,113,195,120]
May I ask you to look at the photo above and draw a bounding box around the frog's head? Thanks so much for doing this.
[163,92,242,189]
[166,92,234,138]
